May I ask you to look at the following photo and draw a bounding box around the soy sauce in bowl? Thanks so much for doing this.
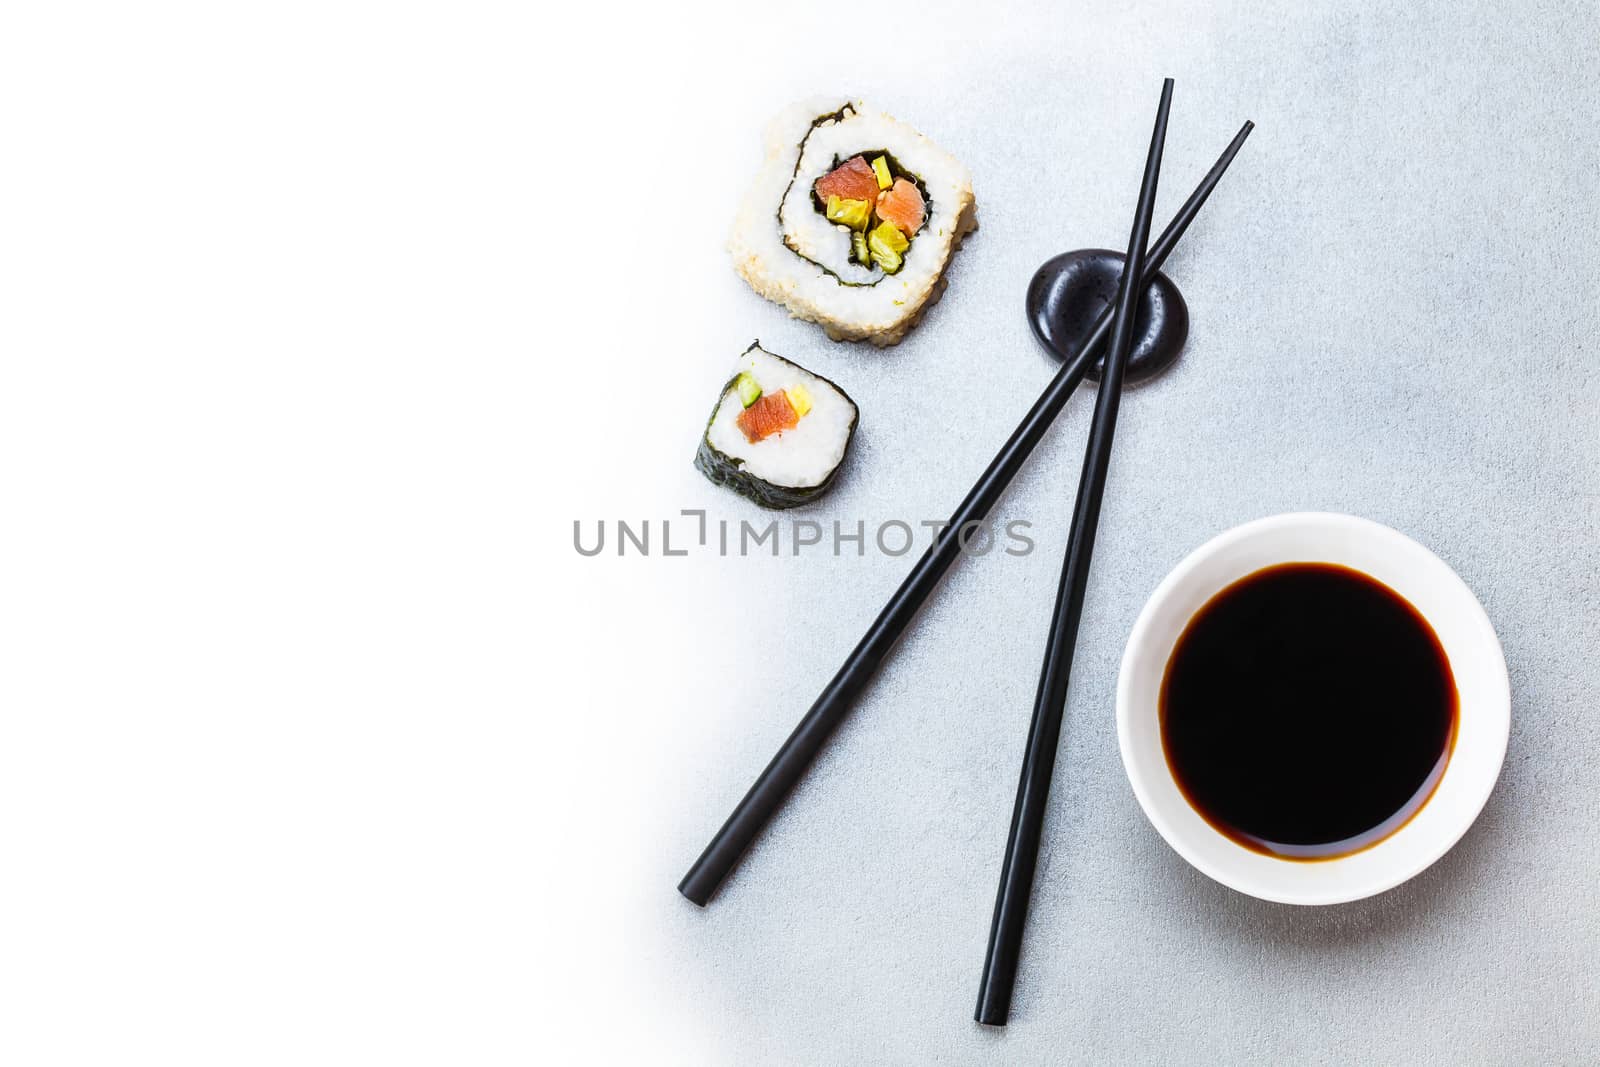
[1160,563,1458,860]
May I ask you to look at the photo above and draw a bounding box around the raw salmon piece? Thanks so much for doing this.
[813,156,879,207]
[736,390,800,443]
[875,178,925,236]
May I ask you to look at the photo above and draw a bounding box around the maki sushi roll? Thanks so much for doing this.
[730,99,977,347]
[695,342,859,509]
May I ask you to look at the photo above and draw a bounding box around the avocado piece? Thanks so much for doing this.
[825,195,872,231]
[868,220,910,273]
[870,155,892,191]
[870,219,909,254]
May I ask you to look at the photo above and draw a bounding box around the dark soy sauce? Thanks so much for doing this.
[1161,563,1457,860]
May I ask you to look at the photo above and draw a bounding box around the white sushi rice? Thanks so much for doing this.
[729,98,977,347]
[705,345,856,488]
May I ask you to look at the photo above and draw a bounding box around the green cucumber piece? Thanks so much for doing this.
[734,372,762,408]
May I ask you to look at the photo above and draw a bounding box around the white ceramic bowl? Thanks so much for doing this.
[1117,512,1509,905]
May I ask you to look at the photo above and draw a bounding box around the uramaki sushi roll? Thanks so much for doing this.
[694,342,859,509]
[729,99,977,347]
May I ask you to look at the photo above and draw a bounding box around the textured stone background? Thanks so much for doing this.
[583,1,1600,1061]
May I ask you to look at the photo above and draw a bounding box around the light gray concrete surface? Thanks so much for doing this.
[621,2,1600,1061]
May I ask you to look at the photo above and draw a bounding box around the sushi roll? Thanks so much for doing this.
[695,342,859,509]
[729,99,977,347]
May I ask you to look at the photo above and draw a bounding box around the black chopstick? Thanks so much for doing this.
[974,78,1175,1026]
[678,111,1253,909]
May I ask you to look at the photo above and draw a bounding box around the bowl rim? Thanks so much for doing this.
[1115,511,1510,905]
